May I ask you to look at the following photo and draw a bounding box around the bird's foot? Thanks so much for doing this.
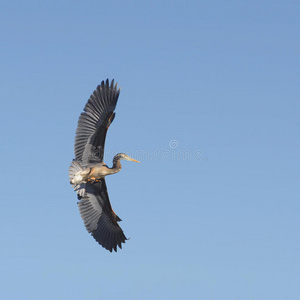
[88,177,100,183]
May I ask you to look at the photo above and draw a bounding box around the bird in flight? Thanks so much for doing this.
[69,79,140,252]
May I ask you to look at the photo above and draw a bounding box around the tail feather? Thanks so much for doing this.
[69,160,86,197]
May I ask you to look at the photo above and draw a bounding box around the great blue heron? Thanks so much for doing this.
[69,79,140,252]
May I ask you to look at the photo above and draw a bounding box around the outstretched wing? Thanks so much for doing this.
[75,79,120,163]
[77,179,127,252]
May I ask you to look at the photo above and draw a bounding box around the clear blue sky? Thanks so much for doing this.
[1,1,299,299]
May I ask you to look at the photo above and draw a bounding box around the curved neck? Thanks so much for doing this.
[111,156,122,172]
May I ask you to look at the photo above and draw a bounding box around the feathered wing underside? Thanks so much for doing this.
[75,79,120,163]
[77,179,127,252]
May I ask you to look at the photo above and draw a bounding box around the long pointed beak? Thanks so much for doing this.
[128,157,140,163]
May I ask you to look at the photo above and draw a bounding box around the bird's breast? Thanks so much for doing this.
[89,165,113,178]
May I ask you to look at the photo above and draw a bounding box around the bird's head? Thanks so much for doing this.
[114,153,140,163]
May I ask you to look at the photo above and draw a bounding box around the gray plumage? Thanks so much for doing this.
[75,79,120,163]
[69,79,129,252]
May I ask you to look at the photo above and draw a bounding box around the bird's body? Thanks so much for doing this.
[71,153,138,184]
[88,163,118,180]
[71,163,118,184]
[69,79,139,252]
